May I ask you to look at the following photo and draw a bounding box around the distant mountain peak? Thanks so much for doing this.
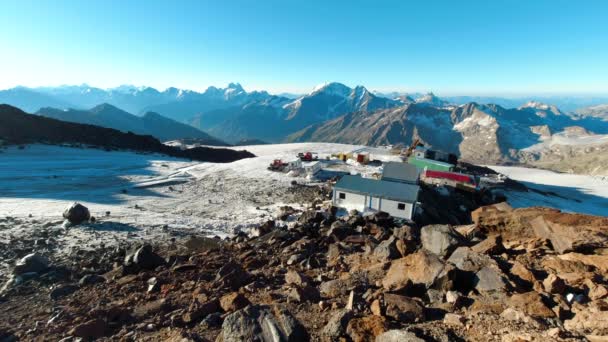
[415,92,449,107]
[227,82,244,90]
[520,101,563,117]
[310,82,351,97]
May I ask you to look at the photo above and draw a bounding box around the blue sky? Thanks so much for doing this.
[1,0,607,95]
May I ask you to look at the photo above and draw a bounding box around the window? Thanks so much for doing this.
[339,192,346,199]
[397,203,406,210]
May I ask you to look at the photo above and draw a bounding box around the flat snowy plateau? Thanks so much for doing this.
[0,143,606,256]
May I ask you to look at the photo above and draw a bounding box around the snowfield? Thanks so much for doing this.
[0,143,395,255]
[0,143,606,258]
[490,165,608,216]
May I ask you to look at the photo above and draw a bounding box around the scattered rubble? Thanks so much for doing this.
[0,186,607,341]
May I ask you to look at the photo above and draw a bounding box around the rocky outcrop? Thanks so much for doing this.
[220,305,308,342]
[2,195,608,341]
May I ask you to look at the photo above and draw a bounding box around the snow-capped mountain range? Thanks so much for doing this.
[3,81,608,175]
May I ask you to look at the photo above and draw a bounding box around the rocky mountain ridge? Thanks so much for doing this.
[287,101,608,171]
[0,104,253,163]
[36,104,227,145]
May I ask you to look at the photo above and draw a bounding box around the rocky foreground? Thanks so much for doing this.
[1,187,607,341]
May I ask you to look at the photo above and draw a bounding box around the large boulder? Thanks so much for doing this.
[376,330,425,342]
[220,292,250,312]
[508,292,555,319]
[320,279,350,298]
[474,266,509,294]
[215,261,251,289]
[220,305,307,342]
[13,253,49,275]
[63,202,91,224]
[373,236,400,261]
[420,225,465,258]
[321,309,352,342]
[447,247,494,272]
[565,307,608,335]
[531,215,608,254]
[382,250,447,291]
[383,294,425,323]
[124,244,165,270]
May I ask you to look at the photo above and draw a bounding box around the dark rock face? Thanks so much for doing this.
[215,261,251,290]
[124,244,165,271]
[79,274,106,286]
[0,104,255,163]
[62,202,91,225]
[220,305,308,342]
[50,284,79,300]
[13,253,49,275]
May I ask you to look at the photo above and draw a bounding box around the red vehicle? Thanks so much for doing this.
[268,159,288,171]
[298,152,318,161]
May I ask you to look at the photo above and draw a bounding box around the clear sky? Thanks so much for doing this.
[1,0,607,95]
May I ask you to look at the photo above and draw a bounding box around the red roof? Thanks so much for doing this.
[424,170,475,184]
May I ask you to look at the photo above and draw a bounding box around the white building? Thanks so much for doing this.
[332,175,419,220]
[302,160,322,175]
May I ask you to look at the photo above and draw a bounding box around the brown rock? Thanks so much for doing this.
[288,285,320,303]
[320,279,350,298]
[565,309,608,335]
[443,313,465,326]
[133,299,168,320]
[584,279,608,300]
[220,292,250,312]
[510,261,537,284]
[69,319,106,338]
[383,293,425,323]
[327,243,342,266]
[543,274,566,294]
[182,299,220,323]
[471,234,505,255]
[454,224,478,240]
[508,292,555,319]
[382,250,447,291]
[215,261,251,290]
[346,315,388,342]
[285,269,311,286]
[558,253,608,273]
[371,299,383,316]
[471,202,513,225]
[531,215,608,254]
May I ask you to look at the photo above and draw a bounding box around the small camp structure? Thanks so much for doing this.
[302,160,322,175]
[332,175,419,220]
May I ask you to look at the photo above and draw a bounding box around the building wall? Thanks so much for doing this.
[333,189,366,212]
[333,190,415,220]
[369,196,380,210]
[378,198,414,220]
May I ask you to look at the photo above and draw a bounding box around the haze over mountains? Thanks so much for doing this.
[2,82,608,175]
[36,104,227,145]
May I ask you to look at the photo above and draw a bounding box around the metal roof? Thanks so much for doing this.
[408,156,454,168]
[334,175,419,203]
[381,162,419,184]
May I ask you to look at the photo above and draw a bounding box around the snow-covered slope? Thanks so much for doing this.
[491,165,608,216]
